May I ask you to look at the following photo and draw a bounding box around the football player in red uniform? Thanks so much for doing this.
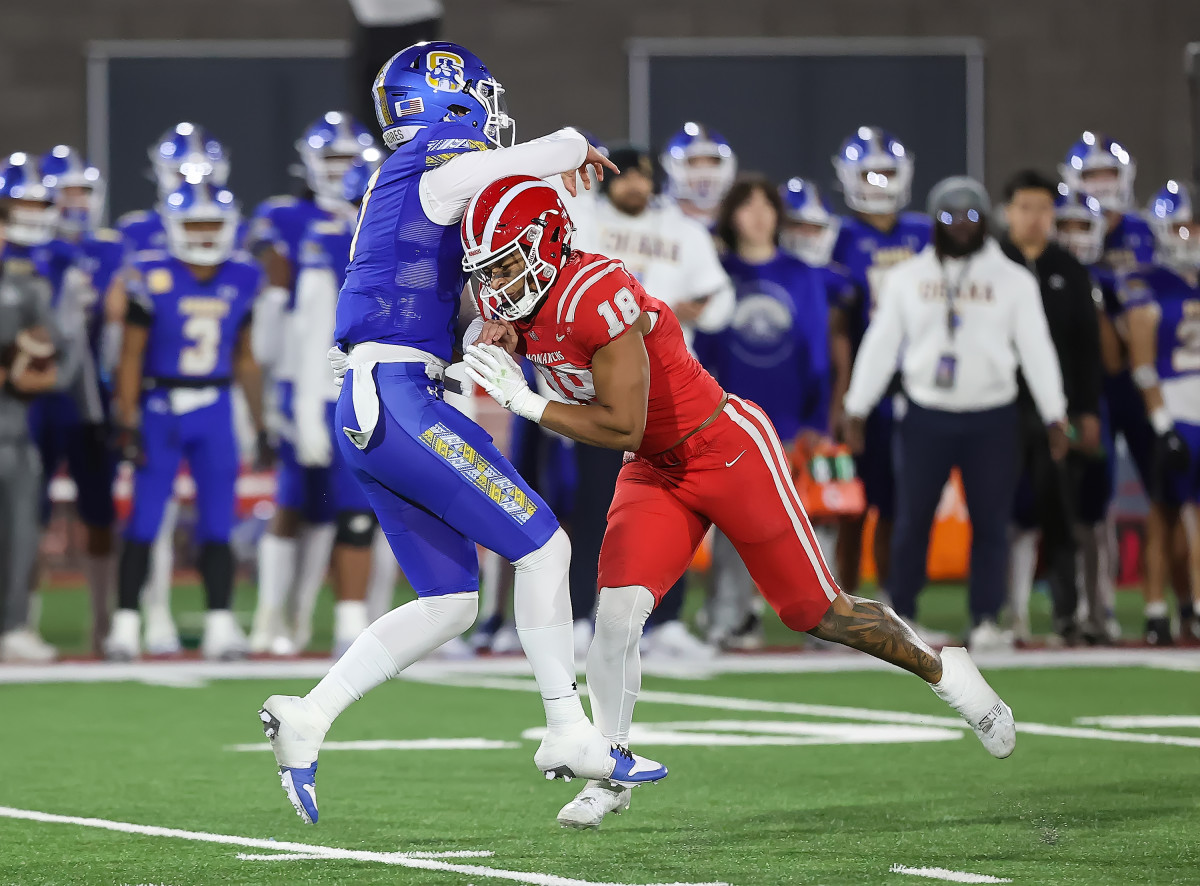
[460,175,1016,829]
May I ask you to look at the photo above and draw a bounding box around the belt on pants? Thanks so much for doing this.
[343,342,449,451]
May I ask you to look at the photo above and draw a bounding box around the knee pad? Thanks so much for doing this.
[415,591,479,637]
[512,525,571,575]
[335,510,377,548]
[594,586,655,650]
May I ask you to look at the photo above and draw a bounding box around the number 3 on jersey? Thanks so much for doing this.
[597,288,640,338]
[179,300,221,376]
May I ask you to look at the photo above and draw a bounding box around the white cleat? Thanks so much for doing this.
[557,780,632,829]
[641,620,717,660]
[202,609,249,661]
[258,695,329,824]
[931,647,1016,759]
[143,608,182,656]
[534,718,618,782]
[104,609,142,661]
[0,628,58,663]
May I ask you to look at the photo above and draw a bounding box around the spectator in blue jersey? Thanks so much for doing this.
[693,176,832,648]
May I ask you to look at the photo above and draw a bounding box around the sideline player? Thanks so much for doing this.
[257,41,665,826]
[460,175,1016,829]
[829,127,932,630]
[1124,181,1200,642]
[105,181,268,660]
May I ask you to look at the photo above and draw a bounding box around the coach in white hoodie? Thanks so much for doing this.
[843,176,1067,648]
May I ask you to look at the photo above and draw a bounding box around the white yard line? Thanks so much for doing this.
[0,806,730,886]
[2,647,1199,685]
[1074,715,1200,729]
[890,864,1012,883]
[227,738,520,752]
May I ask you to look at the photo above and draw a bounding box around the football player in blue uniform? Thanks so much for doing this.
[829,127,932,630]
[111,123,235,654]
[105,182,268,661]
[779,177,858,436]
[1047,188,1122,643]
[246,111,378,657]
[34,145,126,654]
[660,122,737,231]
[695,177,834,649]
[258,40,664,826]
[275,155,384,658]
[1059,132,1153,273]
[1123,180,1200,644]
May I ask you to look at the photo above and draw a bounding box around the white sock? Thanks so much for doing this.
[305,592,478,725]
[587,585,655,745]
[333,600,369,646]
[142,499,178,614]
[931,648,997,722]
[1145,600,1169,619]
[253,533,297,637]
[365,528,399,623]
[512,528,586,728]
[291,524,336,648]
[1008,529,1038,629]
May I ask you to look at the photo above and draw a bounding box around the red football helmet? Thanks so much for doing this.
[461,174,574,321]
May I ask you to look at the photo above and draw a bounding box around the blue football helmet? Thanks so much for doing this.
[0,151,60,246]
[371,41,513,151]
[833,126,914,215]
[1059,132,1135,213]
[297,111,379,208]
[1147,180,1200,268]
[342,148,385,205]
[149,122,230,199]
[41,145,104,238]
[779,177,842,267]
[660,122,736,211]
[1053,185,1107,266]
[161,181,240,266]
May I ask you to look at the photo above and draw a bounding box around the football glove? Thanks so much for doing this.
[462,344,548,423]
[327,346,349,387]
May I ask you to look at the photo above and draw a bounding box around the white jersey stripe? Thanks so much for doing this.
[731,395,841,592]
[554,259,614,324]
[564,264,621,323]
[480,179,552,247]
[723,397,839,602]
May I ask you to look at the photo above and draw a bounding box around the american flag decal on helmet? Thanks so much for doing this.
[395,97,425,118]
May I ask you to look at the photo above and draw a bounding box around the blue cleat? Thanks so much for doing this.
[279,763,320,824]
[259,696,328,824]
[606,745,668,787]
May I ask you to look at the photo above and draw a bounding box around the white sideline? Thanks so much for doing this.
[0,806,730,886]
[227,738,521,752]
[1,646,1199,685]
[890,864,1012,883]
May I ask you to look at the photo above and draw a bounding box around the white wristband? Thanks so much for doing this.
[463,316,485,353]
[510,387,549,424]
[1150,407,1173,436]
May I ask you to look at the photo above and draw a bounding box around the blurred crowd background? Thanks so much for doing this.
[0,0,1199,663]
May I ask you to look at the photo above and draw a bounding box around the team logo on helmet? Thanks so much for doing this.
[426,51,466,92]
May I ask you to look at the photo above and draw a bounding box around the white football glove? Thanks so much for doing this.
[328,346,349,387]
[462,344,548,423]
[293,401,333,467]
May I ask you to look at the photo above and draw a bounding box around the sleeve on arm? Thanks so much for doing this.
[419,128,588,226]
[680,221,735,332]
[291,267,339,404]
[1012,272,1068,424]
[843,271,906,417]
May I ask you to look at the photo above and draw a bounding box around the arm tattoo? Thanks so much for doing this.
[808,594,943,683]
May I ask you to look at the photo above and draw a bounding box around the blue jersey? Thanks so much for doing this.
[297,217,355,289]
[1103,213,1154,272]
[335,121,490,361]
[247,196,334,308]
[695,252,831,440]
[830,211,931,350]
[126,251,261,384]
[1119,266,1200,385]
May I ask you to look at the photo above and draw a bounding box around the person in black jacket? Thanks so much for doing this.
[1000,170,1104,645]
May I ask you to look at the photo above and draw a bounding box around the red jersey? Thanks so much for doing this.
[503,251,724,456]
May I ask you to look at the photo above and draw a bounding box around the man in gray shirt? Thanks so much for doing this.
[0,252,63,661]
